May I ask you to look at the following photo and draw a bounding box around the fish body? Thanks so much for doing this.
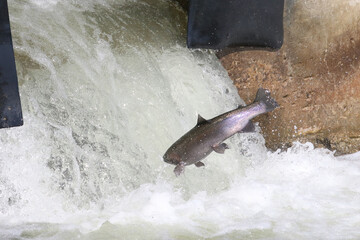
[163,88,279,176]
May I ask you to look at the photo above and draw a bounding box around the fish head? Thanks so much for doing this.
[163,148,181,165]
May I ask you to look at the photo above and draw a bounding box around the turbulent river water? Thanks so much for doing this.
[1,0,360,239]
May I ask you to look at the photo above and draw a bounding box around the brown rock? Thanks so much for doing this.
[219,0,360,154]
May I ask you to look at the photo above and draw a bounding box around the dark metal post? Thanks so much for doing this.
[0,0,23,128]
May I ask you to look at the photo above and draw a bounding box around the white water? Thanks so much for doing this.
[1,0,360,239]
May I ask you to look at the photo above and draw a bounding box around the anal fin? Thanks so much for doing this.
[240,121,255,133]
[212,143,229,154]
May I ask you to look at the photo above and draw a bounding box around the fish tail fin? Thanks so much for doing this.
[254,88,279,112]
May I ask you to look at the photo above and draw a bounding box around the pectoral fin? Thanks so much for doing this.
[212,143,229,154]
[174,162,185,177]
[195,161,205,167]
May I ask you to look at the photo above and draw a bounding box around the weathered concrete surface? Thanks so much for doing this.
[219,0,360,154]
[174,0,188,10]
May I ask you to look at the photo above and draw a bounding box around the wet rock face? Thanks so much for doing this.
[219,0,360,154]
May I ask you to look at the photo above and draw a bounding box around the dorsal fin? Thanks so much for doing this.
[197,114,208,124]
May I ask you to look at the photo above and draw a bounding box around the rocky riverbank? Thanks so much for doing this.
[219,0,360,154]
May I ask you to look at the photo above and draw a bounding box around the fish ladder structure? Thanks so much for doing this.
[0,0,23,128]
[186,0,285,50]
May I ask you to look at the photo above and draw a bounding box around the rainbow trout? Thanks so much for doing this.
[163,88,279,176]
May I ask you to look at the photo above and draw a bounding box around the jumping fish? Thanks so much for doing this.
[163,88,279,176]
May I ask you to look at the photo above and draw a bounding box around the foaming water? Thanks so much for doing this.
[1,0,360,239]
[90,143,360,240]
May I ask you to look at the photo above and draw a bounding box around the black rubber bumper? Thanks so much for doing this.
[0,0,23,128]
[187,0,284,50]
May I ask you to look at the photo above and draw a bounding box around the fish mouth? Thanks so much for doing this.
[163,157,176,165]
[163,154,178,165]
